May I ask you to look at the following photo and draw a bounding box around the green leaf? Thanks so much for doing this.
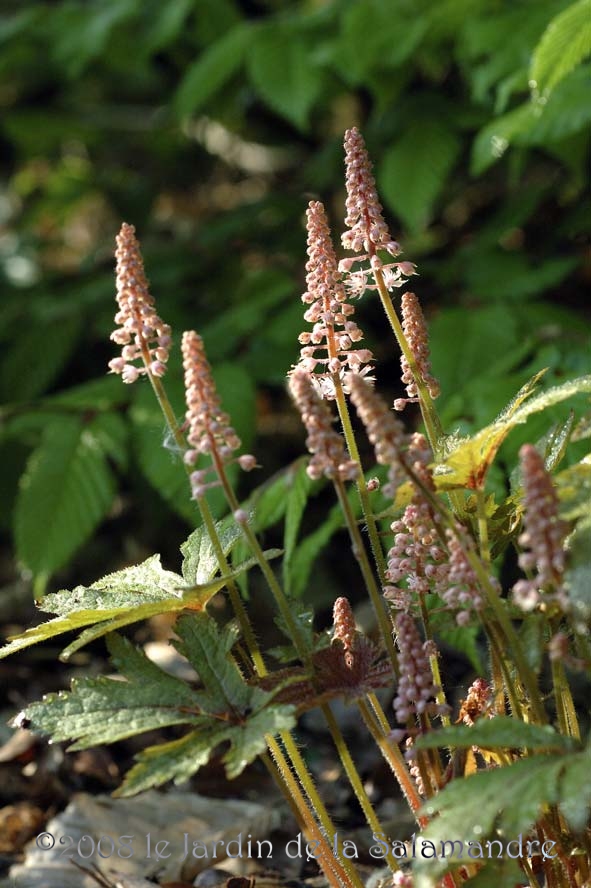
[282,461,312,594]
[379,121,461,232]
[429,306,520,400]
[58,555,275,661]
[22,633,203,748]
[530,0,591,95]
[14,416,116,580]
[142,0,194,54]
[50,0,138,78]
[115,730,215,796]
[415,743,591,883]
[564,521,591,620]
[130,374,196,524]
[214,362,256,456]
[174,23,251,117]
[0,555,226,660]
[542,411,576,473]
[246,26,321,130]
[472,66,591,173]
[505,374,591,424]
[181,515,243,585]
[21,617,295,791]
[119,693,295,793]
[0,315,82,403]
[557,455,591,521]
[462,252,576,301]
[222,702,295,779]
[172,613,251,713]
[432,621,484,675]
[334,0,428,85]
[414,717,576,752]
[121,613,296,788]
[524,65,591,144]
[247,460,307,534]
[45,375,130,411]
[471,102,536,175]
[290,499,345,598]
[435,373,591,490]
[558,734,591,830]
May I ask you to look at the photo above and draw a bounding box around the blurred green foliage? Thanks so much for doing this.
[0,0,589,592]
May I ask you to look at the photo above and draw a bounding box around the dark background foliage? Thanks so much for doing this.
[0,0,589,605]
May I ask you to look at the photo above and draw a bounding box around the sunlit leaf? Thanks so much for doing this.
[0,555,226,660]
[435,373,591,489]
[530,0,591,95]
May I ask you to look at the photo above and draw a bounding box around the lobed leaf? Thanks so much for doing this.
[115,730,218,797]
[21,622,296,793]
[21,633,204,748]
[0,555,225,660]
[415,742,591,882]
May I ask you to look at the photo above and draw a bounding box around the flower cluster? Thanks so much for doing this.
[385,499,448,600]
[440,528,486,626]
[512,444,569,613]
[182,331,256,499]
[347,373,408,498]
[394,292,440,411]
[109,223,171,383]
[381,435,447,603]
[333,596,357,669]
[457,678,493,726]
[404,737,425,798]
[297,201,373,399]
[340,127,417,296]
[288,368,359,482]
[392,611,448,725]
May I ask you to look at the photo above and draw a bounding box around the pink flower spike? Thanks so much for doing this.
[392,611,448,725]
[181,331,257,486]
[294,200,373,399]
[395,292,440,412]
[288,367,358,483]
[110,223,170,383]
[342,128,392,255]
[347,373,407,498]
[512,444,569,613]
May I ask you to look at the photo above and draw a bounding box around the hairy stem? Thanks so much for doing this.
[141,360,356,884]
